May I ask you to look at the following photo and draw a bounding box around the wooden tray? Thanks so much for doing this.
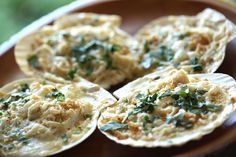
[1,0,236,156]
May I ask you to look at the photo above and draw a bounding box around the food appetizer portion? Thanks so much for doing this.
[54,12,121,29]
[98,70,236,147]
[0,78,115,156]
[136,8,236,74]
[15,23,139,89]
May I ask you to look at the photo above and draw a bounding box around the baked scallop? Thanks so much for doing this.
[135,8,236,74]
[98,70,236,147]
[15,24,140,89]
[54,13,121,29]
[0,78,115,156]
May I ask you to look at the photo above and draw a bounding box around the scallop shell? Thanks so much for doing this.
[0,77,116,156]
[54,13,121,29]
[135,8,236,74]
[98,70,236,147]
[14,24,140,89]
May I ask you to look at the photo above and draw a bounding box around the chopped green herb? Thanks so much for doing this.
[155,45,174,62]
[189,57,203,72]
[17,137,29,145]
[143,115,151,133]
[159,85,222,114]
[110,44,120,52]
[8,128,21,137]
[122,93,158,122]
[134,93,157,113]
[0,86,29,110]
[78,53,96,64]
[67,68,77,80]
[166,112,193,129]
[143,40,150,52]
[100,122,128,132]
[141,45,174,69]
[83,114,92,119]
[46,88,65,101]
[193,65,203,71]
[154,76,161,80]
[173,63,180,68]
[5,144,14,151]
[173,33,187,40]
[46,39,55,47]
[71,39,118,72]
[19,83,30,92]
[19,98,30,105]
[62,33,70,39]
[158,89,172,99]
[61,134,68,143]
[123,98,129,103]
[85,66,94,76]
[102,52,113,69]
[196,89,208,95]
[141,57,153,69]
[27,55,39,68]
[41,80,47,85]
[143,115,159,134]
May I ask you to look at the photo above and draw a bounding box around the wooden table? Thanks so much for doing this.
[1,1,236,157]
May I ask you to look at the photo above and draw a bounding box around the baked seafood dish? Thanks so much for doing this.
[0,78,115,156]
[136,8,236,74]
[15,13,139,89]
[99,70,236,147]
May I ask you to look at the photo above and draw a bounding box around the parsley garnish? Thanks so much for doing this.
[61,134,68,143]
[27,55,39,68]
[100,122,128,132]
[122,85,222,129]
[166,112,193,129]
[154,76,161,80]
[0,84,30,110]
[189,57,203,72]
[17,136,29,145]
[83,114,92,119]
[122,93,158,122]
[141,45,174,69]
[155,45,174,62]
[159,85,222,114]
[142,115,159,133]
[71,40,119,74]
[67,68,77,80]
[19,83,30,92]
[143,40,150,52]
[46,88,65,101]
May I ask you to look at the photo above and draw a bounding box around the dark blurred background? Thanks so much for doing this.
[0,0,236,45]
[0,0,75,44]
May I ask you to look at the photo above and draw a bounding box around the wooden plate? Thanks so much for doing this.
[1,0,236,156]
